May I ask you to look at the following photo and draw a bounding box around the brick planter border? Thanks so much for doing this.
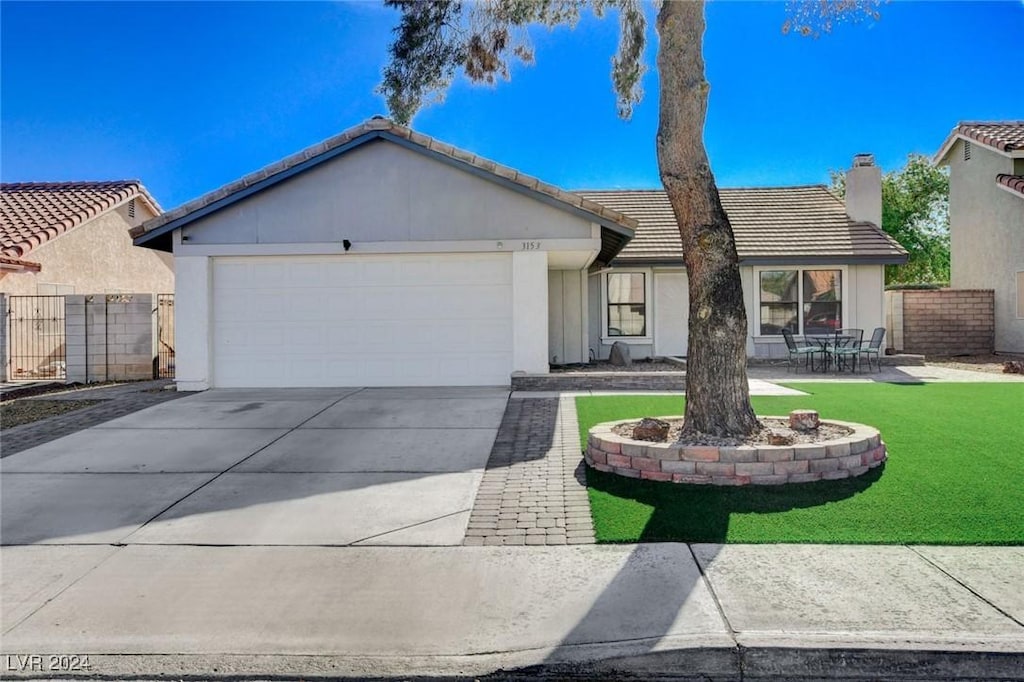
[585,416,886,485]
[512,372,686,392]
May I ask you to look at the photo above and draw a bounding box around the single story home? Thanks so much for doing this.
[934,121,1024,353]
[132,118,906,389]
[1,181,172,296]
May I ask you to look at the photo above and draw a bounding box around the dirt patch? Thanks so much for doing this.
[612,417,854,447]
[926,354,1024,375]
[0,399,104,429]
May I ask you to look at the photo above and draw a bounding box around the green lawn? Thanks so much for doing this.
[576,383,1024,544]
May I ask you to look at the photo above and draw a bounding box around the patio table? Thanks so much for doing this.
[807,334,854,372]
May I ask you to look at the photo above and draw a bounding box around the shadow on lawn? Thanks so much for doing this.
[587,463,885,543]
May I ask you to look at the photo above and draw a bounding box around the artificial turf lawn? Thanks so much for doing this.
[576,383,1024,545]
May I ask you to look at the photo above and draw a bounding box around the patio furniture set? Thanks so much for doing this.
[782,327,887,374]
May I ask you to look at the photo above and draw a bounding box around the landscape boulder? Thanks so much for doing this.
[632,417,670,442]
[609,341,632,367]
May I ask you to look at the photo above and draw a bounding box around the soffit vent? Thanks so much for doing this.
[964,140,972,161]
[128,199,136,219]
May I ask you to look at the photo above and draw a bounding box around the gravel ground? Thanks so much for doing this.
[926,353,1024,375]
[1,399,103,429]
[551,359,684,373]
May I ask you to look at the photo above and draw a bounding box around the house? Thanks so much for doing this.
[0,181,173,296]
[934,121,1024,353]
[132,119,906,389]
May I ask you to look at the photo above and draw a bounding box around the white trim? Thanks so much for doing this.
[935,132,1024,165]
[751,265,849,337]
[601,268,653,343]
[997,182,1024,200]
[174,238,601,258]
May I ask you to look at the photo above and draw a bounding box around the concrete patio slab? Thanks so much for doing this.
[94,398,339,430]
[914,546,1024,625]
[233,427,496,473]
[183,388,364,402]
[2,544,730,658]
[0,428,289,473]
[303,397,509,429]
[691,544,1024,650]
[349,387,511,400]
[1,545,120,630]
[125,472,482,546]
[0,473,217,545]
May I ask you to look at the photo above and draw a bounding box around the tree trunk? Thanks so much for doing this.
[655,0,760,438]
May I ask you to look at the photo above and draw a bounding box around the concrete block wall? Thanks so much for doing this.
[886,289,994,356]
[66,294,155,382]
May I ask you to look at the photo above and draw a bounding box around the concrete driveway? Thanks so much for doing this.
[1,386,509,547]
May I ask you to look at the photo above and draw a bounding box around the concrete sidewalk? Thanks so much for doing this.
[2,543,1022,679]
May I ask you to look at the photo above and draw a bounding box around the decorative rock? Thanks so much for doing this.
[609,341,632,367]
[632,417,670,442]
[767,431,794,446]
[1003,361,1024,375]
[789,409,820,431]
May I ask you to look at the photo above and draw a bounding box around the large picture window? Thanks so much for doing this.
[759,269,842,335]
[607,272,646,337]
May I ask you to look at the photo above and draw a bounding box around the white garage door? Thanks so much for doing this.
[212,254,514,387]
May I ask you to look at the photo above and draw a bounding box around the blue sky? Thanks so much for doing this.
[2,1,1022,208]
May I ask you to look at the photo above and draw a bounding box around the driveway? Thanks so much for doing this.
[1,387,509,547]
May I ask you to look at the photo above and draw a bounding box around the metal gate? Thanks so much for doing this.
[157,294,175,378]
[6,295,66,381]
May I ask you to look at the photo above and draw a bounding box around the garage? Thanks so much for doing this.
[211,253,514,387]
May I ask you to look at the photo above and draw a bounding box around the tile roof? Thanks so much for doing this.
[953,121,1024,153]
[579,186,908,264]
[935,121,1024,164]
[132,118,637,243]
[996,174,1024,199]
[1,181,161,259]
[0,255,41,272]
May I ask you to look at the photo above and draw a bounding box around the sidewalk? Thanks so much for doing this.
[3,543,1022,679]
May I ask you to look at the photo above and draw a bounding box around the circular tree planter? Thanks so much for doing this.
[585,416,886,486]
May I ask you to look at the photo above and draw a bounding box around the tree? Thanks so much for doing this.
[832,155,950,285]
[379,0,878,439]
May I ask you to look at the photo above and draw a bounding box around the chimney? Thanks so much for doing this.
[845,153,882,228]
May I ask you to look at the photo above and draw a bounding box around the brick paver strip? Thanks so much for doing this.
[465,395,595,546]
[1,385,186,458]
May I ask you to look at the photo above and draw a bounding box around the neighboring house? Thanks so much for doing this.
[0,181,173,296]
[132,119,906,389]
[934,121,1024,354]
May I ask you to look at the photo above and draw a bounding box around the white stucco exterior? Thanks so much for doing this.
[163,137,608,388]
[945,138,1024,353]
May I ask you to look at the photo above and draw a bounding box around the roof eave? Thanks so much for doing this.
[934,131,1024,165]
[612,254,909,267]
[133,128,635,252]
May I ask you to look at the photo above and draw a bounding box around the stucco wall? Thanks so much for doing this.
[947,139,1024,352]
[182,140,595,246]
[0,202,174,296]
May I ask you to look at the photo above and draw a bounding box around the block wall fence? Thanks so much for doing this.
[885,289,994,356]
[65,294,155,382]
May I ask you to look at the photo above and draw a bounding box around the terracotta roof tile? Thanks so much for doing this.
[1,181,160,259]
[578,186,908,264]
[955,121,1024,153]
[134,119,637,239]
[996,174,1024,198]
[0,255,42,271]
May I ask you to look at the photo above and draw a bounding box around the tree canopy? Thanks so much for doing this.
[832,155,950,285]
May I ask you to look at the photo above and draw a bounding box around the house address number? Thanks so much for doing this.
[520,241,541,251]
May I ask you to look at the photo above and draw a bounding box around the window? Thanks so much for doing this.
[607,272,646,336]
[758,269,842,335]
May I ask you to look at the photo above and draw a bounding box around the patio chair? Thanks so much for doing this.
[782,328,819,372]
[857,327,886,373]
[831,328,864,373]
